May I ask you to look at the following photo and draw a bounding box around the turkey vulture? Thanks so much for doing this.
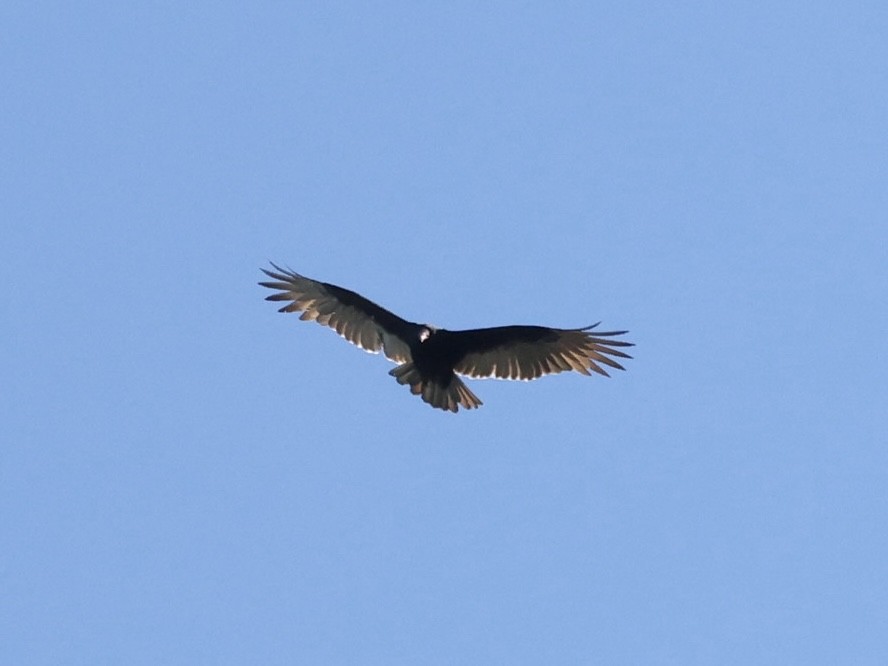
[259,263,633,413]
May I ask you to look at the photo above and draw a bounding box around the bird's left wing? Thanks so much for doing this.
[449,324,633,380]
[259,263,414,362]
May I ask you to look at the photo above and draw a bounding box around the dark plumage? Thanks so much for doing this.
[259,263,633,412]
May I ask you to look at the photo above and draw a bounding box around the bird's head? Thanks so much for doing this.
[419,325,438,342]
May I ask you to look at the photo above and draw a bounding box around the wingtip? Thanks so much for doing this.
[261,261,303,280]
[580,323,634,346]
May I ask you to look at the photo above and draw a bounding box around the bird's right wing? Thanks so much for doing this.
[259,263,414,363]
[450,324,633,381]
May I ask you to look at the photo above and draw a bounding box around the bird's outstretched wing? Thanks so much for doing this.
[259,263,414,362]
[448,324,633,380]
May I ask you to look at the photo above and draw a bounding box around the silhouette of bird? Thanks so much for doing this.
[260,263,633,412]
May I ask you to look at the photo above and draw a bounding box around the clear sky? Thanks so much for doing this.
[3,2,887,664]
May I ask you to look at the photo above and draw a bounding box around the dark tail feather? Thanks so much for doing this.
[389,363,482,413]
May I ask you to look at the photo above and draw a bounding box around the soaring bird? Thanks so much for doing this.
[259,263,633,412]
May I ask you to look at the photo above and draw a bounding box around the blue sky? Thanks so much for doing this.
[3,2,887,663]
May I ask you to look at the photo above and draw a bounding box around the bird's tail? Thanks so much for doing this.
[389,363,482,413]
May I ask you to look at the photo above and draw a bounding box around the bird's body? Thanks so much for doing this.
[259,263,633,412]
